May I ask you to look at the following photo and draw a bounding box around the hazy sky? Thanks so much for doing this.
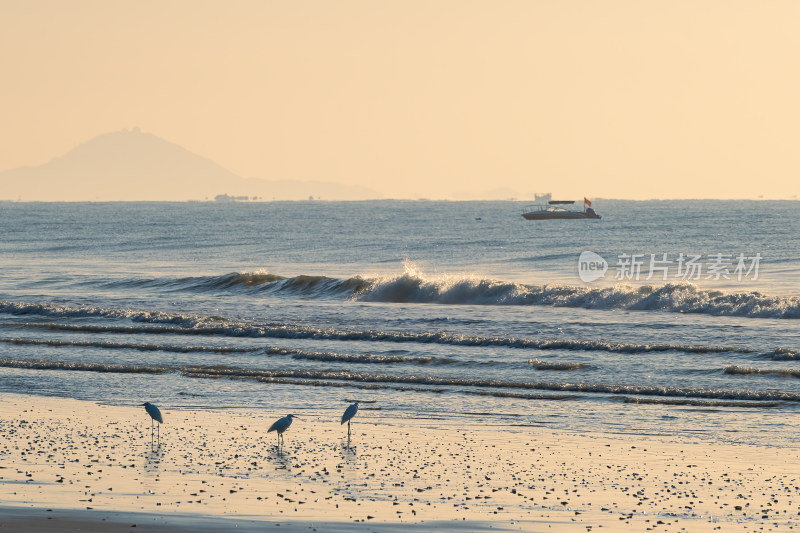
[2,0,799,199]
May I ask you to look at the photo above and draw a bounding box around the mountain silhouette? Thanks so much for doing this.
[0,128,380,201]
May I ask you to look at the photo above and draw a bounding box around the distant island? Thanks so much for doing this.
[215,194,255,202]
[0,128,380,201]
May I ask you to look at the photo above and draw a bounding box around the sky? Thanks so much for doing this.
[1,0,799,200]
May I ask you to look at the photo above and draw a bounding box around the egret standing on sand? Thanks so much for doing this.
[268,414,297,447]
[142,402,163,446]
[341,401,359,440]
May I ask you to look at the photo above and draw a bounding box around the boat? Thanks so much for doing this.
[522,197,601,220]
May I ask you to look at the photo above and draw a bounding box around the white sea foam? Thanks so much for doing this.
[82,264,800,318]
[355,265,800,318]
[0,311,765,356]
[2,357,798,403]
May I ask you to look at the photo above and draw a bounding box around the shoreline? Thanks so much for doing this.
[0,506,513,533]
[1,392,798,532]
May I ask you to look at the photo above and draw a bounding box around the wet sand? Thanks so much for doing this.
[1,392,798,532]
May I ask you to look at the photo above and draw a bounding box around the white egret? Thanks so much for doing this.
[142,402,163,446]
[268,414,297,446]
[341,401,359,440]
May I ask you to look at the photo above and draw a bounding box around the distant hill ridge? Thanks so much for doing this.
[0,128,380,201]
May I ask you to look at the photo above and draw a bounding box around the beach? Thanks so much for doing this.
[0,201,798,531]
[2,392,798,532]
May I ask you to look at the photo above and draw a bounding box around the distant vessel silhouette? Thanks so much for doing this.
[522,196,601,220]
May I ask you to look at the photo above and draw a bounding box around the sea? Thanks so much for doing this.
[1,200,798,447]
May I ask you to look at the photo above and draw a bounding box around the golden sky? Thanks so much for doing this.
[2,0,799,199]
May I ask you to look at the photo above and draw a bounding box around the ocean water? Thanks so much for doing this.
[0,200,799,447]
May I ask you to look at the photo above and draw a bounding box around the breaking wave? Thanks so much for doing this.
[0,337,258,354]
[85,265,800,318]
[724,365,800,378]
[0,358,169,374]
[98,270,369,299]
[4,357,800,403]
[617,396,782,408]
[762,348,800,360]
[359,275,800,318]
[0,306,773,356]
[527,359,590,371]
[0,337,451,366]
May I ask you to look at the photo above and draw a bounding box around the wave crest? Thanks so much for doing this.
[4,357,799,403]
[76,263,800,318]
[1,314,768,357]
[527,359,589,371]
[724,365,800,378]
[357,269,799,318]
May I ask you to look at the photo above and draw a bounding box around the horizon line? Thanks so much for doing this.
[1,197,797,204]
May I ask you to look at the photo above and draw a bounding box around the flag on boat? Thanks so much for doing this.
[584,197,592,207]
